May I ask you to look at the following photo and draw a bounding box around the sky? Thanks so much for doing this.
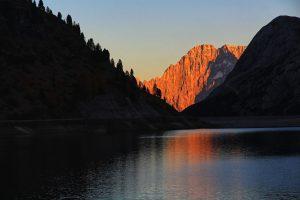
[43,0,300,80]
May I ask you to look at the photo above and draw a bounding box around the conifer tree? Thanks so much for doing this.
[102,49,110,61]
[57,12,62,20]
[129,68,137,85]
[142,85,147,92]
[95,44,102,53]
[66,14,73,25]
[46,7,52,14]
[116,59,124,72]
[80,33,85,41]
[110,59,115,67]
[153,83,162,98]
[74,24,81,34]
[130,69,134,77]
[38,0,45,11]
[87,39,95,51]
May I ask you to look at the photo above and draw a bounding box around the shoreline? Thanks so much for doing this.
[196,116,300,128]
[0,116,299,135]
[0,117,206,135]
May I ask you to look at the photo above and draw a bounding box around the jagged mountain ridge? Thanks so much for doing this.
[184,16,300,116]
[143,44,246,111]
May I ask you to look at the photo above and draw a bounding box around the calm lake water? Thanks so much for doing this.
[1,127,300,200]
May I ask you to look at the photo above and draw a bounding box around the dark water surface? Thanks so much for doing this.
[1,127,300,200]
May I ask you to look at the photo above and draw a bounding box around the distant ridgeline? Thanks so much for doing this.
[184,16,300,116]
[0,0,175,120]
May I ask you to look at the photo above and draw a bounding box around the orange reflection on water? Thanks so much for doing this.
[163,131,217,200]
[164,132,215,169]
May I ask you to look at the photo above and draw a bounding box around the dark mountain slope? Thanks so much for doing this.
[184,16,300,116]
[0,0,175,120]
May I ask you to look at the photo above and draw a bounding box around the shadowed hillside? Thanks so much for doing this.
[0,0,176,120]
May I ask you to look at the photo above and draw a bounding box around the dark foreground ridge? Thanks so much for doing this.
[0,0,176,121]
[184,16,300,116]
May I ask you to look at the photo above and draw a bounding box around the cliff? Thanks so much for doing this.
[143,44,245,111]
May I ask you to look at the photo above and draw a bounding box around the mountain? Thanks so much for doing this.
[142,44,245,111]
[0,0,175,120]
[184,16,300,116]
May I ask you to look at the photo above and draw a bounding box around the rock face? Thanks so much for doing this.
[143,44,245,111]
[184,16,300,116]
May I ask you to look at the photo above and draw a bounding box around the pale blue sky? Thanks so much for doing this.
[43,0,300,80]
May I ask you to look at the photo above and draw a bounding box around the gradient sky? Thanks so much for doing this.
[43,0,300,80]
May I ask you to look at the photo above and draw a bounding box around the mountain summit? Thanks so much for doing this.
[142,44,246,111]
[184,16,300,116]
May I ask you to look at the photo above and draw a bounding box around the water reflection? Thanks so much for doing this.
[165,133,214,168]
[1,128,300,199]
[162,132,217,200]
[160,129,300,200]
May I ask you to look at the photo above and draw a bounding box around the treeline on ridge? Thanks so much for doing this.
[0,0,173,119]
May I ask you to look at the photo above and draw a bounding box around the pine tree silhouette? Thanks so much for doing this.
[95,43,102,53]
[66,14,72,25]
[116,59,124,73]
[57,12,62,20]
[102,49,110,61]
[32,1,37,7]
[110,59,115,67]
[38,0,45,11]
[87,39,95,51]
[130,69,134,77]
[46,7,52,14]
[153,84,162,98]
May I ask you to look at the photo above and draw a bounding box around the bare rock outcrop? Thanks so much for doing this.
[143,44,245,111]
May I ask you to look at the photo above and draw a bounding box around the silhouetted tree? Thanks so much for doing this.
[142,85,147,92]
[66,14,72,25]
[130,69,134,77]
[80,32,85,42]
[46,7,52,14]
[129,68,137,85]
[110,59,115,67]
[116,59,124,73]
[38,0,45,11]
[102,49,110,61]
[95,43,102,53]
[74,23,81,34]
[92,43,102,62]
[57,12,62,20]
[87,39,95,51]
[125,71,130,77]
[32,0,37,7]
[153,83,162,98]
[156,88,162,98]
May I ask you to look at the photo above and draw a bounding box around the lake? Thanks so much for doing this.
[1,127,300,200]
